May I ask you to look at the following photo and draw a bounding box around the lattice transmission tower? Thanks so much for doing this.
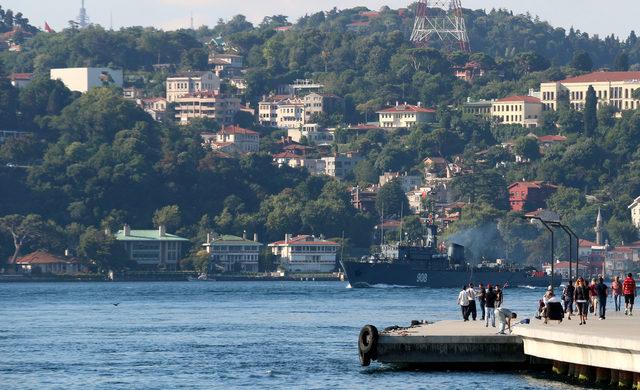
[410,0,470,53]
[77,0,90,28]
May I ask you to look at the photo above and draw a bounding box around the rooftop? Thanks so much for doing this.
[377,104,436,114]
[207,234,263,244]
[559,71,640,84]
[10,72,33,81]
[115,229,189,242]
[219,125,258,136]
[15,250,79,265]
[508,180,558,190]
[495,95,541,103]
[269,235,339,246]
[169,71,211,78]
[537,135,567,143]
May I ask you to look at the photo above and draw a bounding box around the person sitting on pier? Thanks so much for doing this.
[495,307,517,335]
[542,289,564,324]
[623,273,637,316]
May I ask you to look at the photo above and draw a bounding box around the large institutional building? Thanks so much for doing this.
[165,71,220,102]
[540,71,640,111]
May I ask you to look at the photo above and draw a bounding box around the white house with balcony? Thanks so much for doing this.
[268,235,340,273]
[165,71,220,102]
[115,225,189,270]
[376,103,436,128]
[202,233,262,273]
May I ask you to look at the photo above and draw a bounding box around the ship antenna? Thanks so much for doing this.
[340,230,345,263]
[399,202,404,244]
[380,201,384,247]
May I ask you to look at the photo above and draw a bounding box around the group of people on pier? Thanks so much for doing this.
[534,273,637,325]
[457,283,516,334]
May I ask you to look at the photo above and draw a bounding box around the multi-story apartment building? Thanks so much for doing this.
[174,91,240,125]
[540,71,640,112]
[491,95,542,128]
[209,53,243,77]
[379,172,422,192]
[322,152,362,179]
[303,93,344,119]
[376,103,436,128]
[268,234,340,273]
[50,67,123,93]
[165,71,220,102]
[259,93,343,130]
[202,233,262,273]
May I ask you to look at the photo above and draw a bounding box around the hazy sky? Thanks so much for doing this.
[4,0,638,38]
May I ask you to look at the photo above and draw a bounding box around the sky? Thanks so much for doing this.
[3,0,638,39]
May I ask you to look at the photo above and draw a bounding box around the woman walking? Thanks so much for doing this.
[588,278,598,316]
[612,276,622,312]
[574,277,589,325]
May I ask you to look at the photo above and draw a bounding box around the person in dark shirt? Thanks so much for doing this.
[478,283,486,320]
[495,285,503,308]
[562,280,575,320]
[595,277,609,320]
[573,277,589,325]
[484,284,497,328]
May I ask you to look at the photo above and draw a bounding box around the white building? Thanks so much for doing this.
[211,125,260,154]
[268,234,340,273]
[50,67,123,93]
[376,103,436,128]
[174,91,240,125]
[379,172,422,192]
[540,71,640,112]
[491,95,542,128]
[165,71,220,102]
[322,152,362,178]
[629,196,640,229]
[287,124,335,145]
[202,233,262,273]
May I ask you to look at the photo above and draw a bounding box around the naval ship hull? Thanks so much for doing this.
[340,260,551,288]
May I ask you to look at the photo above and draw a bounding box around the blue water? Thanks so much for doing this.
[1,282,583,389]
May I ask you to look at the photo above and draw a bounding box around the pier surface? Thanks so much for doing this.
[512,312,640,373]
[368,311,640,376]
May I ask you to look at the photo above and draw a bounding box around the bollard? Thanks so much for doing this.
[611,370,620,387]
[619,371,633,388]
[578,365,594,383]
[567,363,575,378]
[574,364,583,380]
[595,367,610,385]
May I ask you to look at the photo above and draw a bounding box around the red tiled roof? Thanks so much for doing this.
[560,71,640,84]
[348,21,370,27]
[377,104,436,113]
[496,95,541,103]
[283,144,313,151]
[508,181,558,190]
[359,11,380,18]
[16,250,79,265]
[537,135,567,143]
[269,235,339,246]
[219,125,258,135]
[274,26,292,32]
[579,239,598,247]
[10,72,33,81]
[273,152,302,159]
[143,97,166,103]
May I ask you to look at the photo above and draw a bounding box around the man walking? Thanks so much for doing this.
[595,277,608,320]
[562,280,575,320]
[623,273,637,316]
[495,307,517,335]
[457,285,470,321]
[477,283,486,321]
[466,283,477,321]
[485,284,497,328]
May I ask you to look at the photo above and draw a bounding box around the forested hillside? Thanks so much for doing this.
[1,4,640,269]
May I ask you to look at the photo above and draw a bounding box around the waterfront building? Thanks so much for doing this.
[376,103,436,128]
[174,91,240,125]
[268,234,340,273]
[50,67,123,93]
[508,181,557,212]
[540,71,640,112]
[115,225,189,270]
[202,233,262,273]
[491,95,542,128]
[165,71,220,102]
[15,250,86,274]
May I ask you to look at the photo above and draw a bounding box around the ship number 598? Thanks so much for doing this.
[416,273,428,283]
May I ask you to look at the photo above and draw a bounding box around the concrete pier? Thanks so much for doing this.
[360,311,640,386]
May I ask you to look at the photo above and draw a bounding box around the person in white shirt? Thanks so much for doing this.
[466,283,477,321]
[496,308,517,334]
[457,285,470,321]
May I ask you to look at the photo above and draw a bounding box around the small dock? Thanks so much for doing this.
[359,313,640,386]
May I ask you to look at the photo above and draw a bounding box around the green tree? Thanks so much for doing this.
[77,227,129,271]
[353,160,379,186]
[583,85,597,137]
[152,205,182,232]
[571,50,593,72]
[613,52,630,71]
[606,217,637,246]
[514,136,540,160]
[0,214,47,264]
[375,180,409,218]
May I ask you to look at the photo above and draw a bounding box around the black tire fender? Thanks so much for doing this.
[358,324,378,366]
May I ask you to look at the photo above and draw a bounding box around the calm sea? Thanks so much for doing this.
[1,282,583,389]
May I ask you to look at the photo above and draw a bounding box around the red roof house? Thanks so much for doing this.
[508,181,558,212]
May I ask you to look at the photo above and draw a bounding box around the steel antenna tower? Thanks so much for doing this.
[77,0,90,28]
[410,0,470,52]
